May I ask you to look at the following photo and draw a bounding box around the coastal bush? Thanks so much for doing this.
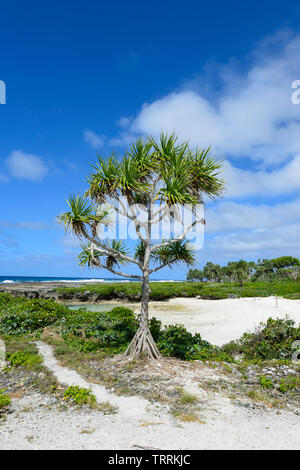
[278,377,300,393]
[0,390,11,410]
[7,350,43,369]
[55,279,300,301]
[258,375,274,389]
[223,317,300,360]
[0,294,69,335]
[156,323,233,362]
[149,317,163,341]
[0,294,234,361]
[63,386,96,405]
[56,281,203,300]
[59,305,231,361]
[59,306,138,348]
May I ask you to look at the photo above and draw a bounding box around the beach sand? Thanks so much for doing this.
[147,296,300,345]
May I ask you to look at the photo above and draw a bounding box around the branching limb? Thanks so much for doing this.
[149,262,169,274]
[128,204,146,243]
[151,218,205,251]
[90,257,141,279]
[85,233,142,267]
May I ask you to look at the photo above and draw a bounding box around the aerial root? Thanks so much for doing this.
[126,325,160,360]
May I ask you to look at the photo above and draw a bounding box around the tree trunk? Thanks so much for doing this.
[126,272,160,359]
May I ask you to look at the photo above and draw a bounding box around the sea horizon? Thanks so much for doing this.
[0,275,182,284]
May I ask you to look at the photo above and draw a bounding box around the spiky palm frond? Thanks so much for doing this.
[134,240,156,264]
[116,155,150,202]
[158,175,198,206]
[153,240,196,267]
[78,244,102,268]
[87,154,120,201]
[189,147,225,200]
[85,133,225,209]
[102,240,129,269]
[134,240,146,264]
[127,138,154,174]
[58,194,97,238]
[149,132,180,161]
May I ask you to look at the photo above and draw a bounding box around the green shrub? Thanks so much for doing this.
[60,306,138,348]
[156,323,233,362]
[149,317,163,341]
[0,390,11,410]
[63,386,96,405]
[258,375,274,389]
[279,377,300,393]
[7,350,43,369]
[0,294,69,336]
[223,317,300,360]
[60,306,232,362]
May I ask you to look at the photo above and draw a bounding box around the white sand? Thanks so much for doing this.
[35,341,150,417]
[1,340,299,450]
[0,392,299,450]
[147,296,300,345]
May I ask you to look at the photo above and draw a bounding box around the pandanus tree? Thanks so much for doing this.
[58,133,224,359]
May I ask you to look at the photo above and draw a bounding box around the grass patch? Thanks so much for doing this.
[0,389,11,410]
[5,337,43,371]
[171,410,205,423]
[3,336,61,395]
[63,385,117,413]
[63,385,96,406]
[278,376,300,393]
[258,375,274,389]
[177,388,199,405]
[7,350,43,369]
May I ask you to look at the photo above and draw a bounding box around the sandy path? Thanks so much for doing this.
[0,391,299,449]
[35,341,151,417]
[147,296,300,345]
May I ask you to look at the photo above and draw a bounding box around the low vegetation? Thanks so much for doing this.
[63,386,96,406]
[0,390,11,411]
[54,279,300,301]
[0,294,69,336]
[0,292,299,414]
[223,317,300,361]
[0,294,231,362]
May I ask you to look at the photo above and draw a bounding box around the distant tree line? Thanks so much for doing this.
[187,256,300,286]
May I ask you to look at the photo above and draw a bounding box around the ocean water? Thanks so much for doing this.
[0,276,132,284]
[0,276,178,284]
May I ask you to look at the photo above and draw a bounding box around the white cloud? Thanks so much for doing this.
[84,129,105,149]
[223,156,300,198]
[116,117,131,128]
[205,198,300,233]
[115,32,300,169]
[205,223,300,261]
[201,196,300,263]
[6,151,48,181]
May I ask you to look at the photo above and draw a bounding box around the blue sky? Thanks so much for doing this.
[1,0,300,279]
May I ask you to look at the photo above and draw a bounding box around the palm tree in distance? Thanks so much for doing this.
[58,133,225,359]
